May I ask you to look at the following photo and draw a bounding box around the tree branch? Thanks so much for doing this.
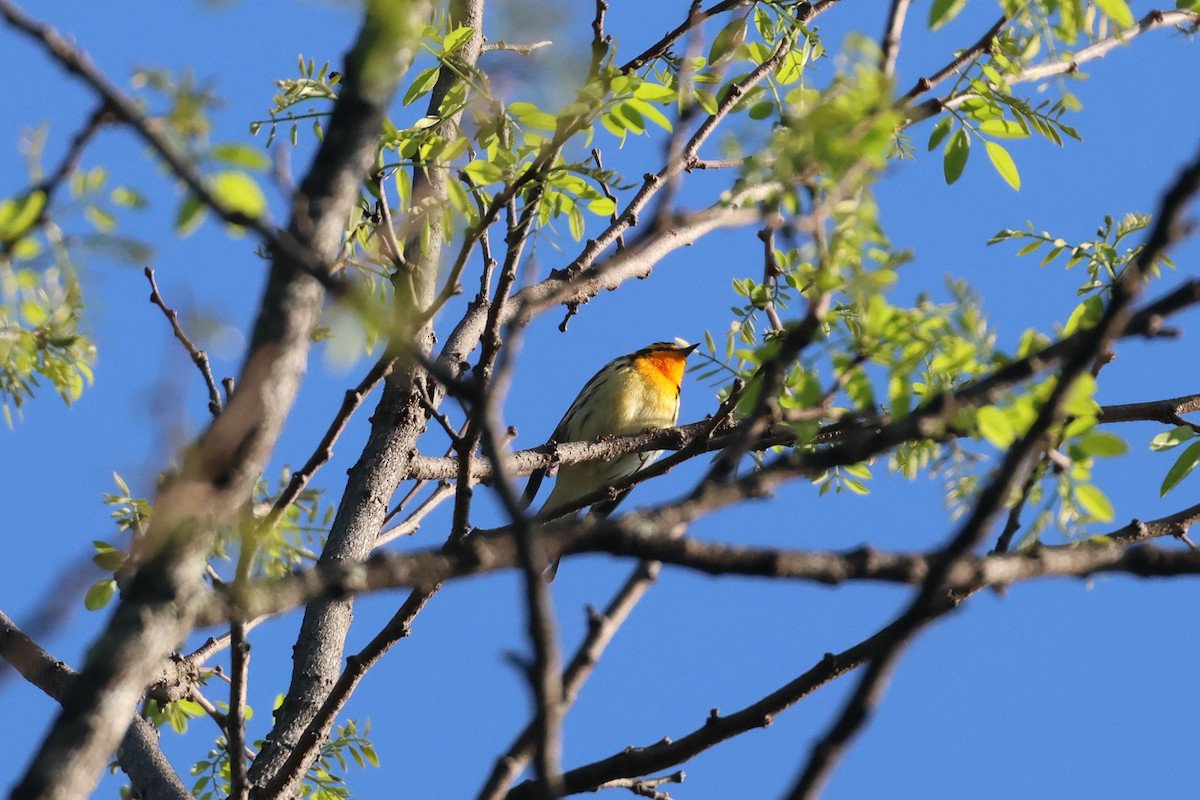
[0,611,191,800]
[10,1,431,796]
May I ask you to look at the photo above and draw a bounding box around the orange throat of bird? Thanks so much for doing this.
[634,351,687,397]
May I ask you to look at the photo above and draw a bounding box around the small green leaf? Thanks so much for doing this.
[1094,0,1134,27]
[1076,431,1128,458]
[1063,295,1104,336]
[1075,484,1115,522]
[210,142,271,170]
[1160,440,1200,496]
[927,117,952,151]
[403,66,441,106]
[84,205,117,232]
[708,17,747,66]
[20,301,48,326]
[0,190,46,242]
[442,26,474,53]
[977,405,1016,448]
[463,159,503,185]
[212,171,267,218]
[985,141,1020,190]
[1063,373,1099,419]
[111,187,147,209]
[85,578,117,611]
[929,0,969,30]
[1150,425,1195,452]
[978,119,1029,139]
[943,128,969,184]
[586,197,616,216]
[633,82,675,102]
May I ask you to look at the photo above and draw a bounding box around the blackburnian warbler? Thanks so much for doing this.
[527,341,698,524]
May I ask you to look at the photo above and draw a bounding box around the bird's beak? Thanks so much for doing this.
[682,342,700,356]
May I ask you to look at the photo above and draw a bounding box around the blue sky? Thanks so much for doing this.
[3,1,1200,798]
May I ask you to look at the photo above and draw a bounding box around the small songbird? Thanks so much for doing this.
[526,342,698,573]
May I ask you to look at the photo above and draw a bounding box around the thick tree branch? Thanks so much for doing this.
[204,496,1200,627]
[247,2,480,794]
[0,611,191,800]
[11,2,430,797]
[1099,393,1200,431]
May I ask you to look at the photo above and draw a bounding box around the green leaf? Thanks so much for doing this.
[943,128,969,184]
[0,190,46,242]
[927,117,952,151]
[1160,440,1200,496]
[85,578,117,611]
[1063,373,1098,419]
[210,142,271,170]
[1075,484,1115,522]
[985,141,1020,190]
[1150,425,1195,452]
[586,197,616,217]
[633,82,675,103]
[111,187,147,209]
[567,205,584,241]
[84,205,117,232]
[403,66,441,106]
[212,171,267,218]
[20,300,48,326]
[509,101,557,131]
[1093,0,1134,27]
[442,25,474,53]
[1063,295,1104,336]
[1076,431,1128,457]
[977,405,1016,448]
[929,0,968,30]
[625,98,672,132]
[462,159,503,185]
[978,119,1029,139]
[708,17,747,66]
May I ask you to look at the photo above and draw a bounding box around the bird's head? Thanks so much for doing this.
[631,341,699,392]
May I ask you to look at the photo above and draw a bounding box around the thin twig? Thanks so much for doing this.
[0,0,346,291]
[477,562,661,800]
[262,353,394,531]
[898,15,1008,106]
[144,267,224,418]
[880,0,912,79]
[787,134,1200,800]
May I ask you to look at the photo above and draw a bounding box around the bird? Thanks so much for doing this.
[524,341,698,576]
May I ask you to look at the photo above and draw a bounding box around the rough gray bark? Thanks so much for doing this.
[0,612,191,800]
[9,3,429,799]
[246,2,485,794]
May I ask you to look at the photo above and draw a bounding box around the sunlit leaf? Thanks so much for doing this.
[985,141,1020,190]
[929,0,969,30]
[1075,484,1115,522]
[1161,440,1200,496]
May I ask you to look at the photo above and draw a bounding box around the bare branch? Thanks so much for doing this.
[788,134,1200,800]
[9,1,434,795]
[204,496,1200,628]
[880,0,912,79]
[906,10,1200,123]
[1099,393,1200,432]
[144,266,224,419]
[478,562,661,800]
[0,611,191,800]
